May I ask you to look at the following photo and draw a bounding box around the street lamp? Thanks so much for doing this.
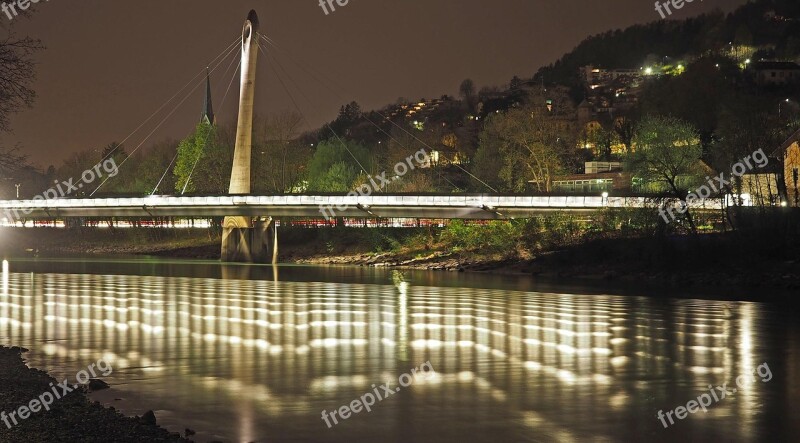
[3,179,20,198]
[780,98,791,118]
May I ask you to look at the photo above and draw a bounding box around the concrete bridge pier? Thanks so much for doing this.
[221,216,276,263]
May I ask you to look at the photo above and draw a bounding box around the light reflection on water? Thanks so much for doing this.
[0,260,795,442]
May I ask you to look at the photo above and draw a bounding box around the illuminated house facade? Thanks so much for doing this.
[740,162,784,207]
[775,129,800,206]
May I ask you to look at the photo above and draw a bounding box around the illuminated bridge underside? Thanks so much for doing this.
[0,195,724,220]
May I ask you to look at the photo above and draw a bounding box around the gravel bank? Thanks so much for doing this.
[0,346,191,443]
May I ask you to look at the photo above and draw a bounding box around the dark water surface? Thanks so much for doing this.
[0,257,798,442]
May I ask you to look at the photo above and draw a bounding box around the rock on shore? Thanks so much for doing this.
[0,346,190,443]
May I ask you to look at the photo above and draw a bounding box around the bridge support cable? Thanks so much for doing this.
[99,37,240,165]
[151,150,181,196]
[260,35,497,193]
[265,36,459,189]
[259,43,371,180]
[180,54,242,195]
[260,36,384,179]
[91,41,240,196]
[261,39,442,190]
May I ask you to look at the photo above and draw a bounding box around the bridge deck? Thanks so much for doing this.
[0,195,725,220]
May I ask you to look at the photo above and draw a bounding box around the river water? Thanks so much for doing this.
[0,257,798,442]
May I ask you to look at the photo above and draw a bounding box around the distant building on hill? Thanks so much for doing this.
[549,162,629,193]
[387,96,455,122]
[752,61,800,86]
[579,66,642,91]
[577,65,644,156]
[585,162,623,174]
[549,172,631,194]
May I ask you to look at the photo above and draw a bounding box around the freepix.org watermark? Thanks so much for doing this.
[656,361,772,429]
[321,361,436,428]
[1,358,113,430]
[318,148,430,220]
[659,148,769,224]
[318,0,350,16]
[2,158,118,224]
[654,0,699,19]
[1,0,47,22]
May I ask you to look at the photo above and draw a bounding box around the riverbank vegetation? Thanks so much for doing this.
[279,204,799,287]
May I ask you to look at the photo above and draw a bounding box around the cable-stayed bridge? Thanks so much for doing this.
[0,10,728,261]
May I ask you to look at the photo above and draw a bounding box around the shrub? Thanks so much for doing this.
[440,220,523,254]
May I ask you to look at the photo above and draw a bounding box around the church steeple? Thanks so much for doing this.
[201,68,215,125]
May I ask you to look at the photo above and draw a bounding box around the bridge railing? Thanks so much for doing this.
[0,195,729,215]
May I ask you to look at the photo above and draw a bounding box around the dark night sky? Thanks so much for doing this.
[3,0,747,167]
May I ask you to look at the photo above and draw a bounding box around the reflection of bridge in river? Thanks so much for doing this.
[0,264,769,441]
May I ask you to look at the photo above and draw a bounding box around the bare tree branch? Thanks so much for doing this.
[0,30,43,133]
[1,14,43,172]
[0,145,27,176]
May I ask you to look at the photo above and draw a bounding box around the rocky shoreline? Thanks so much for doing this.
[0,346,192,443]
[293,244,800,293]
